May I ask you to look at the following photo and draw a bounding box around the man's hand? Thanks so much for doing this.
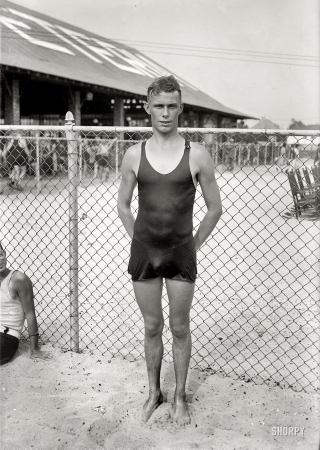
[30,349,53,362]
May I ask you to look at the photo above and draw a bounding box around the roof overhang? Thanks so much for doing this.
[0,1,256,120]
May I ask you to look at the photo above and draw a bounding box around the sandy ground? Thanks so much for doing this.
[1,165,319,392]
[1,342,319,450]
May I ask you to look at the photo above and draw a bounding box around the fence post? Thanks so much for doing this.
[115,140,119,178]
[79,137,83,184]
[65,111,79,353]
[35,131,41,193]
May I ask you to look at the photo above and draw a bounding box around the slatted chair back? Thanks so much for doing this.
[287,170,317,218]
[302,167,312,187]
[287,171,299,197]
[296,169,305,191]
[311,166,320,183]
[287,172,300,218]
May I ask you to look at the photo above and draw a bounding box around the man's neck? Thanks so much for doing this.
[150,129,183,149]
[0,268,10,282]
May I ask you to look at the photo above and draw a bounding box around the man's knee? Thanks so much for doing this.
[144,317,164,338]
[170,320,190,339]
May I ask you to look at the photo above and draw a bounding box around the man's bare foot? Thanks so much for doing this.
[169,395,191,426]
[142,391,163,422]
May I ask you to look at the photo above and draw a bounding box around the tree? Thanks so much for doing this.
[288,119,306,130]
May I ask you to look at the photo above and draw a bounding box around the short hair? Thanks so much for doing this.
[147,75,181,100]
[0,242,5,253]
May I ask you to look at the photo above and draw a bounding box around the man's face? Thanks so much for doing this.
[144,91,183,134]
[0,248,7,274]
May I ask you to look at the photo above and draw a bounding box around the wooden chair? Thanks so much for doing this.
[311,166,320,186]
[296,169,305,191]
[287,172,316,218]
[295,169,316,199]
[302,167,312,187]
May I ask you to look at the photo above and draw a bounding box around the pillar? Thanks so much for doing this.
[113,97,125,173]
[113,96,125,126]
[4,78,20,125]
[68,89,81,125]
[194,110,199,128]
[188,110,195,128]
[198,112,205,128]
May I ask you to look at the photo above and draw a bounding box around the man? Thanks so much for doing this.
[94,136,116,181]
[39,131,54,176]
[275,142,288,171]
[0,242,52,364]
[224,138,235,170]
[1,132,30,192]
[117,75,222,425]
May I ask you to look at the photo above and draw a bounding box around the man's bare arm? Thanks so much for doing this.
[4,139,14,157]
[117,146,139,239]
[192,146,222,251]
[13,272,52,360]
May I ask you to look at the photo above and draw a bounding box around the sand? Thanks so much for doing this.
[1,165,319,393]
[1,342,319,450]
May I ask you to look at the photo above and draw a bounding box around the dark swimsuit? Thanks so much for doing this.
[7,140,28,169]
[128,140,197,282]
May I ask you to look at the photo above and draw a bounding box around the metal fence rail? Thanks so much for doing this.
[0,120,319,394]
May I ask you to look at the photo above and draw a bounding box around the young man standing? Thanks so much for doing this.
[117,75,222,425]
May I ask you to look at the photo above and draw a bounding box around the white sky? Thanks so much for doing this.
[10,0,320,128]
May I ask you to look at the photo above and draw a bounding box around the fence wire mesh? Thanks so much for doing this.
[0,125,319,394]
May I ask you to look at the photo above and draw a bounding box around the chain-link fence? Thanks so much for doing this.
[0,121,319,394]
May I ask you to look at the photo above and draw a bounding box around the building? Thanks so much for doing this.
[250,117,280,130]
[0,1,254,128]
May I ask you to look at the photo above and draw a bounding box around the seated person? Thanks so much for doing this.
[0,242,52,364]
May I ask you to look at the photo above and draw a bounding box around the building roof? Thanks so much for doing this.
[251,117,280,129]
[0,1,254,119]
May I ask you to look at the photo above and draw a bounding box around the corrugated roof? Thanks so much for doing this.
[0,1,254,119]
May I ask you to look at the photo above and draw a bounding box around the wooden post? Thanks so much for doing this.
[4,78,20,125]
[115,140,119,178]
[68,89,81,125]
[114,97,124,154]
[113,97,125,126]
[65,111,79,353]
[35,131,41,193]
[79,137,83,183]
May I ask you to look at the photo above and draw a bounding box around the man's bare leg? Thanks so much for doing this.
[133,277,164,421]
[10,165,19,187]
[16,166,26,190]
[166,279,195,426]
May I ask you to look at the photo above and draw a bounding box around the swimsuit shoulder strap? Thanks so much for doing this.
[141,140,146,156]
[137,140,147,179]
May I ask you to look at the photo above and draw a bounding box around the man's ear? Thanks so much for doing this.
[143,101,150,115]
[179,103,184,115]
